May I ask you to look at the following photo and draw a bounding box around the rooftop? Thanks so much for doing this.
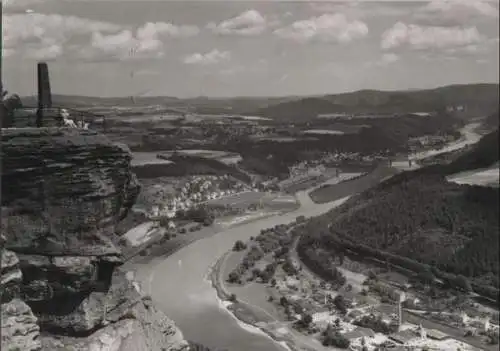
[343,327,376,340]
[426,329,449,340]
[389,329,419,344]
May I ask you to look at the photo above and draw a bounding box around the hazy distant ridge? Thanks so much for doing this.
[20,83,499,119]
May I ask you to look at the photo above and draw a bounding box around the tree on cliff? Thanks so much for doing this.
[1,93,23,128]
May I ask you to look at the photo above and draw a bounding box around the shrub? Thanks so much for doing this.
[232,240,247,252]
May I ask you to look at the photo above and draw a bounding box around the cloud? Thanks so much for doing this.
[207,10,267,36]
[3,13,121,60]
[365,53,400,68]
[309,2,412,19]
[87,22,199,61]
[3,13,199,61]
[417,36,498,61]
[273,14,368,43]
[87,30,163,61]
[218,59,267,76]
[415,0,499,25]
[445,37,500,54]
[137,22,199,39]
[381,22,484,51]
[476,58,490,64]
[183,49,231,65]
[381,53,400,64]
[419,53,460,61]
[2,0,44,10]
[28,44,63,60]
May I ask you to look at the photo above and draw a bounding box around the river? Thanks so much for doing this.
[140,190,348,351]
[138,123,482,351]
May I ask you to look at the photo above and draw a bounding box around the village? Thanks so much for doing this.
[221,221,500,351]
[147,175,254,217]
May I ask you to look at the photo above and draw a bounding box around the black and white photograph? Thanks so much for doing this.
[1,1,499,351]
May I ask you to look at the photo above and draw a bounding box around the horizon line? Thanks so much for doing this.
[17,81,500,101]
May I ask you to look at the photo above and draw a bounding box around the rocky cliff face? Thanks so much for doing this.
[1,247,41,351]
[1,127,189,351]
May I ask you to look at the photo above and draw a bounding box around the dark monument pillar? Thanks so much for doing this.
[36,62,52,127]
[0,4,4,129]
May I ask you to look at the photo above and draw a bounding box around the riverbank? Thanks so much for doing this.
[209,252,313,351]
[125,205,297,269]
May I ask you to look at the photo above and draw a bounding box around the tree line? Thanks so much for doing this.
[297,174,499,302]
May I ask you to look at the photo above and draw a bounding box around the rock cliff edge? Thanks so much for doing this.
[1,127,189,351]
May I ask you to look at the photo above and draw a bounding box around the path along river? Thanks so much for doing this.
[134,123,482,351]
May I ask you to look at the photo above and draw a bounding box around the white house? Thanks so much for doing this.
[151,206,160,217]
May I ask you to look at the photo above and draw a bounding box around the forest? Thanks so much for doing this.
[297,129,499,301]
[229,113,462,178]
[131,155,251,183]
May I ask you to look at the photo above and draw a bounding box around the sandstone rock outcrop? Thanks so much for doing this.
[1,128,140,257]
[1,127,189,351]
[39,270,189,351]
[1,248,41,351]
[1,298,41,351]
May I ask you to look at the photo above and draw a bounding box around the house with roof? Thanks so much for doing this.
[469,317,491,332]
[388,325,427,345]
[342,327,376,342]
[340,290,359,307]
[345,309,364,323]
[425,328,449,341]
[312,311,335,328]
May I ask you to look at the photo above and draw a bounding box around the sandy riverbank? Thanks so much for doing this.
[209,252,303,351]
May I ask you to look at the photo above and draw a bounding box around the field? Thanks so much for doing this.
[249,135,318,142]
[302,129,345,135]
[131,152,175,166]
[236,115,271,121]
[108,114,183,123]
[319,172,365,186]
[206,191,298,211]
[278,167,341,194]
[447,164,499,187]
[157,149,242,164]
[309,166,398,204]
[218,155,243,165]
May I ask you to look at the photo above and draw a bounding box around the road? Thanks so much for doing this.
[412,123,481,161]
[391,123,481,172]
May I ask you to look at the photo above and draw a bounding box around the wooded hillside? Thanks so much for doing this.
[297,129,499,300]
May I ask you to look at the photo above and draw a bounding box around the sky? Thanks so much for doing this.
[2,0,499,98]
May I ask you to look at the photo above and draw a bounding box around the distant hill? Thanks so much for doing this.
[19,94,291,114]
[20,95,181,108]
[297,129,499,301]
[20,83,499,120]
[244,97,347,121]
[250,84,499,121]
